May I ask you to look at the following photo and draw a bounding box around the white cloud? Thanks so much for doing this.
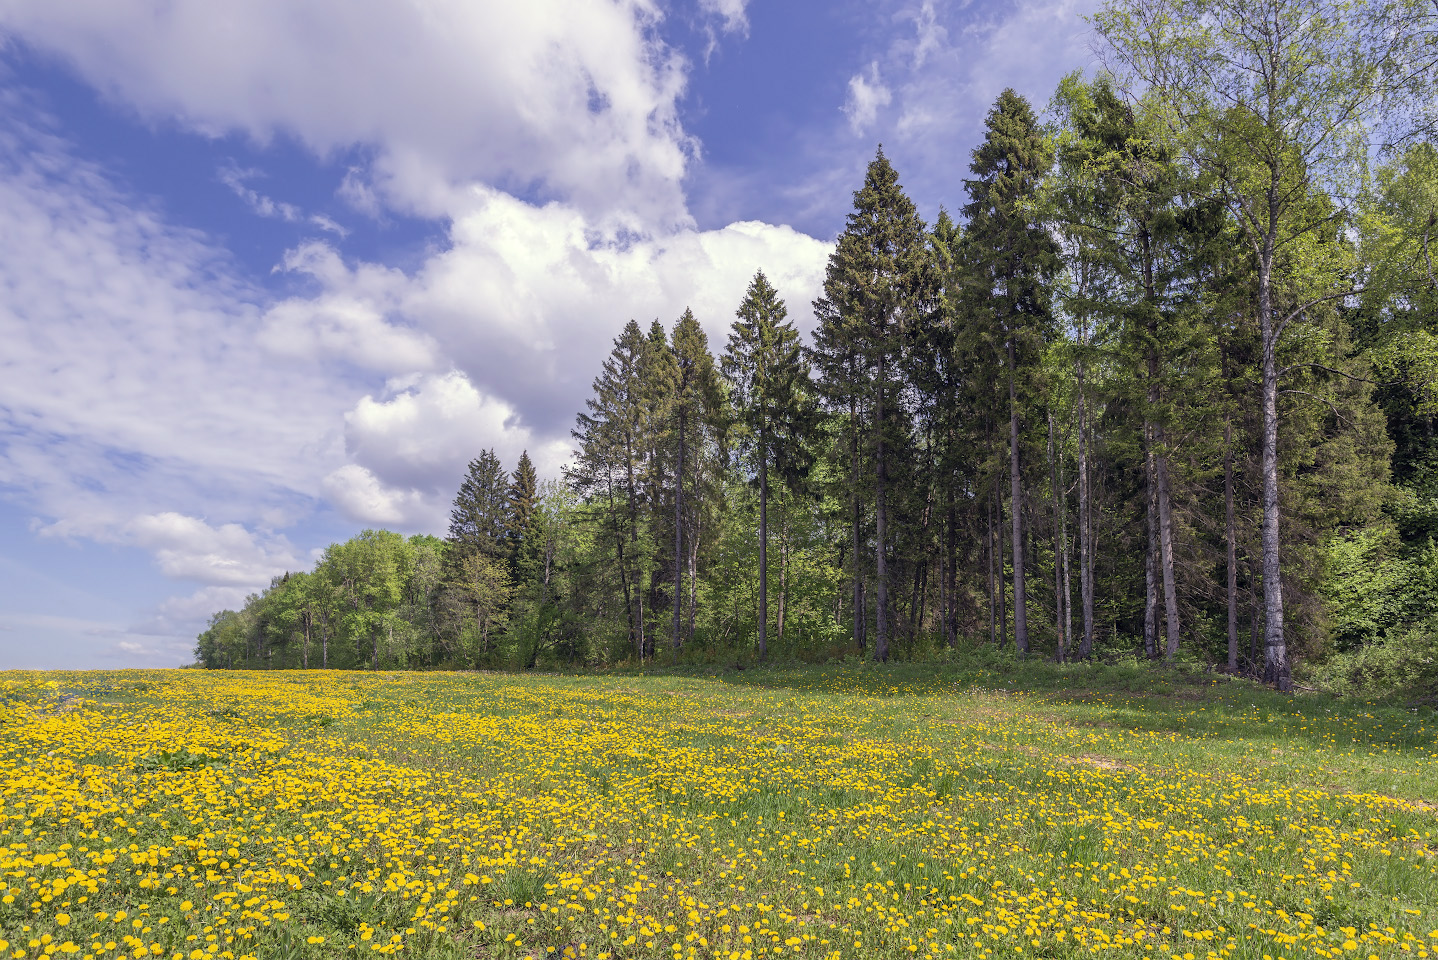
[0,612,196,668]
[219,163,349,235]
[0,103,353,518]
[321,463,436,529]
[0,9,836,664]
[844,62,893,136]
[260,242,440,375]
[699,0,750,34]
[38,511,298,587]
[0,0,697,229]
[218,163,303,222]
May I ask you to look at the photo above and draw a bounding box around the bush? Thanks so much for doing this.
[1309,619,1438,701]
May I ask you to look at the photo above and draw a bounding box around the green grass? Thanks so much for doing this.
[1,662,1434,960]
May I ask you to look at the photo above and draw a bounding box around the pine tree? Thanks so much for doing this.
[960,89,1059,657]
[812,148,935,662]
[723,272,817,660]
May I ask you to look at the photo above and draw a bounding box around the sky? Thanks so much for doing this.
[0,0,1099,669]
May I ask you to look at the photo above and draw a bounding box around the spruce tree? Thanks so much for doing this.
[641,319,679,655]
[670,308,723,652]
[811,148,935,662]
[507,450,538,574]
[723,271,817,660]
[448,449,511,567]
[568,320,649,658]
[960,89,1059,657]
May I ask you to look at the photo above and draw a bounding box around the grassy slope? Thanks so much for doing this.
[0,663,1433,960]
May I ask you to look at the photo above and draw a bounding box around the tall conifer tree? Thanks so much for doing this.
[723,272,817,660]
[960,89,1059,656]
[569,320,649,658]
[812,148,934,662]
[669,308,723,652]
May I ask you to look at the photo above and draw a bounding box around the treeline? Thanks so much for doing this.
[197,0,1438,698]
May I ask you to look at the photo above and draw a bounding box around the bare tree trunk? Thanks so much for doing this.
[995,479,1007,649]
[1049,413,1065,660]
[758,441,768,660]
[321,610,328,669]
[303,608,310,670]
[875,365,890,662]
[1008,341,1028,655]
[1249,544,1261,668]
[687,510,698,646]
[607,473,637,660]
[673,414,685,653]
[1058,422,1072,663]
[1144,441,1159,660]
[946,485,957,647]
[858,580,867,650]
[777,511,788,644]
[1226,418,1239,672]
[1076,310,1095,660]
[850,396,863,655]
[1154,430,1181,661]
[986,495,997,645]
[1258,245,1290,690]
[623,437,645,662]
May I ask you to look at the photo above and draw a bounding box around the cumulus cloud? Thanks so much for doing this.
[259,243,440,375]
[278,187,832,441]
[0,4,836,665]
[0,0,696,228]
[38,511,298,587]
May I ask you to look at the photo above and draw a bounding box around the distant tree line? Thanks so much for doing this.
[196,0,1438,698]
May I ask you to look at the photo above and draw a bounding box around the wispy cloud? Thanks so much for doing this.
[219,163,348,236]
[844,61,893,135]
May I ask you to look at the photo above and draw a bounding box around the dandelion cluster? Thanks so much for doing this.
[0,670,1433,959]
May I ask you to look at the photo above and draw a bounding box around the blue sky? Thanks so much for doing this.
[0,0,1096,669]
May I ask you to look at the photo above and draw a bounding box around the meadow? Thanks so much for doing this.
[0,664,1434,960]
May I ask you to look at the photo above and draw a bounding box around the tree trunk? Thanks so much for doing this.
[1144,443,1159,660]
[851,395,863,654]
[1008,341,1028,655]
[1154,430,1181,661]
[302,608,310,670]
[778,512,788,644]
[623,436,645,662]
[995,479,1007,649]
[1076,312,1095,660]
[946,485,957,647]
[673,413,685,653]
[1049,413,1065,660]
[1226,417,1239,672]
[986,495,997,645]
[875,364,890,663]
[858,580,867,650]
[759,441,768,660]
[607,473,637,660]
[687,511,698,645]
[1258,243,1290,690]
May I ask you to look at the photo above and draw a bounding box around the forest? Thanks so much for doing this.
[196,0,1438,699]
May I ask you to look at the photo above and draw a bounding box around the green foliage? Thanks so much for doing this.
[193,17,1438,701]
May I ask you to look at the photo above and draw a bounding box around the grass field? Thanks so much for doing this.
[1,663,1435,960]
